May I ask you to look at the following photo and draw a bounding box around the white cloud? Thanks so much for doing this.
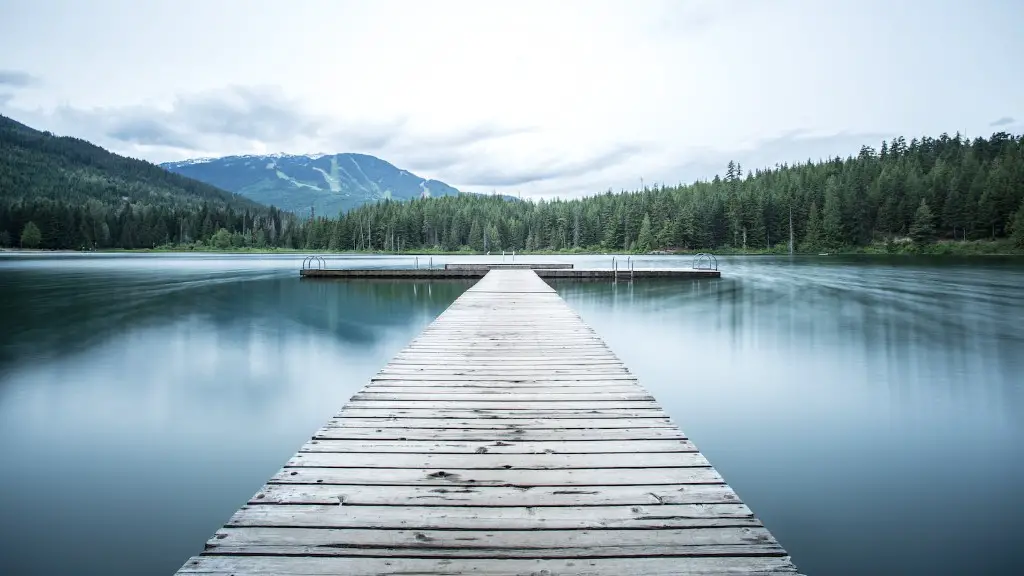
[1,0,1021,198]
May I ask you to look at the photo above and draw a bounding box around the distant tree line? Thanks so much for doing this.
[304,131,1024,253]
[3,119,1023,252]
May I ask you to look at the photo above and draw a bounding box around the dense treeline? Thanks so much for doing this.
[308,131,1024,253]
[3,114,1023,253]
[0,114,308,249]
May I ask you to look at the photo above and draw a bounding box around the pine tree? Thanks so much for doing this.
[21,221,42,248]
[821,177,844,249]
[635,214,654,253]
[1012,199,1024,248]
[909,199,936,244]
[468,220,483,252]
[801,202,822,251]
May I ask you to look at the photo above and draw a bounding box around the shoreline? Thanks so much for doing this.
[3,243,1023,258]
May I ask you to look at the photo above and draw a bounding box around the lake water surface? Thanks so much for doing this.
[1,253,1022,575]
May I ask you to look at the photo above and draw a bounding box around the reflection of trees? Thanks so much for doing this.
[0,270,472,373]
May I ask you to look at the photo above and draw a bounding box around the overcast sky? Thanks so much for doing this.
[1,0,1021,198]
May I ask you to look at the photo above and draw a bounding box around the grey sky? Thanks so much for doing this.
[1,0,1021,197]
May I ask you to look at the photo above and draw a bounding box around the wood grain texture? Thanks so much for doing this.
[173,269,800,575]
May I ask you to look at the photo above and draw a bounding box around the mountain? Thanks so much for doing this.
[0,114,261,212]
[0,113,308,250]
[161,153,462,216]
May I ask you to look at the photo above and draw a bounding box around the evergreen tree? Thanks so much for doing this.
[635,214,654,253]
[909,199,936,244]
[21,221,42,248]
[821,177,844,249]
[468,219,483,252]
[801,202,822,250]
[1012,199,1024,248]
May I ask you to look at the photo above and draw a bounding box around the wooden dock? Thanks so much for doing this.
[176,270,798,575]
[300,266,721,280]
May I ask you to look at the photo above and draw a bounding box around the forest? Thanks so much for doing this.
[0,113,308,250]
[3,116,1023,253]
[310,131,1024,254]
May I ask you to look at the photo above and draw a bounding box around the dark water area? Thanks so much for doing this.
[1,253,1022,575]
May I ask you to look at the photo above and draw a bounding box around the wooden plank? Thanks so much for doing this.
[335,407,669,418]
[268,467,724,486]
[352,392,652,402]
[250,483,738,506]
[358,383,638,391]
[286,452,711,469]
[324,417,675,429]
[206,525,781,552]
[227,503,758,530]
[300,439,696,454]
[179,556,800,575]
[313,427,688,441]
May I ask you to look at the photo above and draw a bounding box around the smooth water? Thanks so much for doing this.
[0,253,1021,575]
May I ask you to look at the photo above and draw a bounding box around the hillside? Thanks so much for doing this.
[0,114,308,250]
[161,153,461,216]
[303,131,1024,253]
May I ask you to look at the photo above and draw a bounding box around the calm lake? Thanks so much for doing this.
[1,253,1022,575]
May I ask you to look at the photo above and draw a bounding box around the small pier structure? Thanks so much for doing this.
[175,269,798,575]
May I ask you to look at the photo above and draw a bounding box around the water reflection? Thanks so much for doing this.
[0,253,1022,575]
[0,258,470,575]
[553,258,1024,576]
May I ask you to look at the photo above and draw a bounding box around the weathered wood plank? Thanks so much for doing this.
[268,467,724,486]
[208,526,779,553]
[313,427,688,441]
[205,542,786,560]
[300,439,696,454]
[324,417,674,429]
[179,556,800,575]
[352,392,652,402]
[343,400,657,409]
[358,385,645,394]
[335,407,669,418]
[286,451,711,469]
[250,483,738,506]
[228,503,757,530]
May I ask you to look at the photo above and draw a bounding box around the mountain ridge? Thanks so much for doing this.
[161,152,462,216]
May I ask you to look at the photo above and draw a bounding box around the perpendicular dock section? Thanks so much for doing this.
[300,265,721,279]
[176,270,793,575]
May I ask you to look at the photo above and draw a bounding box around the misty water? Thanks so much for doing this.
[0,253,1021,575]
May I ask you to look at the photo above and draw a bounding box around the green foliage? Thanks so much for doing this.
[210,228,232,249]
[1012,199,1024,248]
[299,131,1024,254]
[0,113,313,250]
[635,214,654,253]
[20,221,41,248]
[801,202,822,251]
[909,199,936,244]
[4,113,1023,256]
[0,229,10,247]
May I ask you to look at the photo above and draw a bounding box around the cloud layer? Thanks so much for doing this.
[1,0,1022,198]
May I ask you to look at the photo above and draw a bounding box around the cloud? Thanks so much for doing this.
[448,143,643,188]
[0,93,12,107]
[0,70,39,88]
[106,117,196,149]
[989,116,1015,127]
[6,84,538,169]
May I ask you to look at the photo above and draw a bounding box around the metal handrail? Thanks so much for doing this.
[693,253,718,271]
[301,255,326,270]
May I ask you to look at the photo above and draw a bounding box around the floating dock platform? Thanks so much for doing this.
[299,262,721,280]
[175,270,797,575]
